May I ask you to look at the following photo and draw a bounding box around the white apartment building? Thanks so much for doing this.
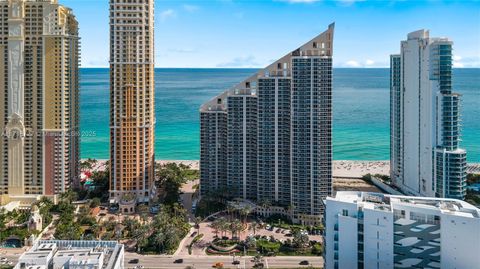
[324,192,480,269]
[390,30,467,200]
[15,240,124,269]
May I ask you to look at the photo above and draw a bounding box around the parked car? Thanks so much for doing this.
[129,259,139,264]
[300,260,310,265]
[174,259,184,264]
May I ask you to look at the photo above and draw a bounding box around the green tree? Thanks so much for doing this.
[293,231,310,250]
[90,198,101,208]
[209,220,220,238]
[194,216,202,234]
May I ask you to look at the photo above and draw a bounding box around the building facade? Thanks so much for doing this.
[390,30,467,200]
[109,0,155,204]
[15,240,124,269]
[0,0,80,205]
[200,23,334,224]
[324,192,480,269]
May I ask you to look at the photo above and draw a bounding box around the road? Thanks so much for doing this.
[0,252,21,266]
[125,252,323,269]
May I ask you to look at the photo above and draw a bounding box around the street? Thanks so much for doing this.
[125,252,323,269]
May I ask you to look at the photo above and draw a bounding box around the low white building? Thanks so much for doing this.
[324,192,480,269]
[15,240,124,269]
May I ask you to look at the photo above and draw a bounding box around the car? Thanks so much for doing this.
[128,259,139,264]
[300,260,309,265]
[191,231,198,237]
[0,258,7,262]
[213,262,224,268]
[232,260,240,265]
[265,225,271,230]
[174,259,184,264]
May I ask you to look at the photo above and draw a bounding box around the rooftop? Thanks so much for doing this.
[200,23,334,113]
[330,191,480,219]
[15,240,123,269]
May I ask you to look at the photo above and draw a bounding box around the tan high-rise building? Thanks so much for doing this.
[109,0,155,205]
[0,0,80,205]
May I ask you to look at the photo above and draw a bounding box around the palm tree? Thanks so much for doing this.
[194,216,202,234]
[153,231,166,252]
[249,222,259,235]
[226,204,235,221]
[230,219,243,240]
[241,205,252,224]
[209,221,220,238]
[91,224,101,239]
[218,218,229,239]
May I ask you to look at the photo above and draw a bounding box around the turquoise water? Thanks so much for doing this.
[80,68,479,162]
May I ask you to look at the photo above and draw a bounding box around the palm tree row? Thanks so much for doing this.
[209,217,245,240]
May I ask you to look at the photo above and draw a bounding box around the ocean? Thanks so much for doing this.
[80,68,479,162]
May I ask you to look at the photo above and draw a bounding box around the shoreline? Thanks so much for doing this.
[82,159,480,177]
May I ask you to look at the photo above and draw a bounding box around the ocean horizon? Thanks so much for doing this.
[80,68,480,162]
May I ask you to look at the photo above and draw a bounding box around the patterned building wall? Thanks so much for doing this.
[393,210,441,269]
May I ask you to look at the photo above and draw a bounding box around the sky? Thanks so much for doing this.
[62,0,480,68]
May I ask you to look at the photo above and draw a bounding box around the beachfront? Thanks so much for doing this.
[84,159,480,177]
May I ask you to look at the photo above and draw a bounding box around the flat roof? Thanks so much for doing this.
[330,191,480,219]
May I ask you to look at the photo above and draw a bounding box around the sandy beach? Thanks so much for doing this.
[82,159,389,177]
[82,159,480,176]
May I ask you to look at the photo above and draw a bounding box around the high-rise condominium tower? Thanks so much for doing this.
[200,24,334,224]
[390,30,467,200]
[109,0,155,205]
[0,0,80,205]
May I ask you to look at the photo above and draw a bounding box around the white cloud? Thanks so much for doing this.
[217,56,262,68]
[344,60,361,67]
[453,55,480,68]
[453,55,464,68]
[159,9,176,22]
[365,59,375,66]
[183,4,199,13]
[338,59,389,68]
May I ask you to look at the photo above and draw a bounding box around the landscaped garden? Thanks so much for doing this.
[202,206,324,257]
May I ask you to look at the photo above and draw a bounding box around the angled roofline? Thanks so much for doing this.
[200,23,335,112]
